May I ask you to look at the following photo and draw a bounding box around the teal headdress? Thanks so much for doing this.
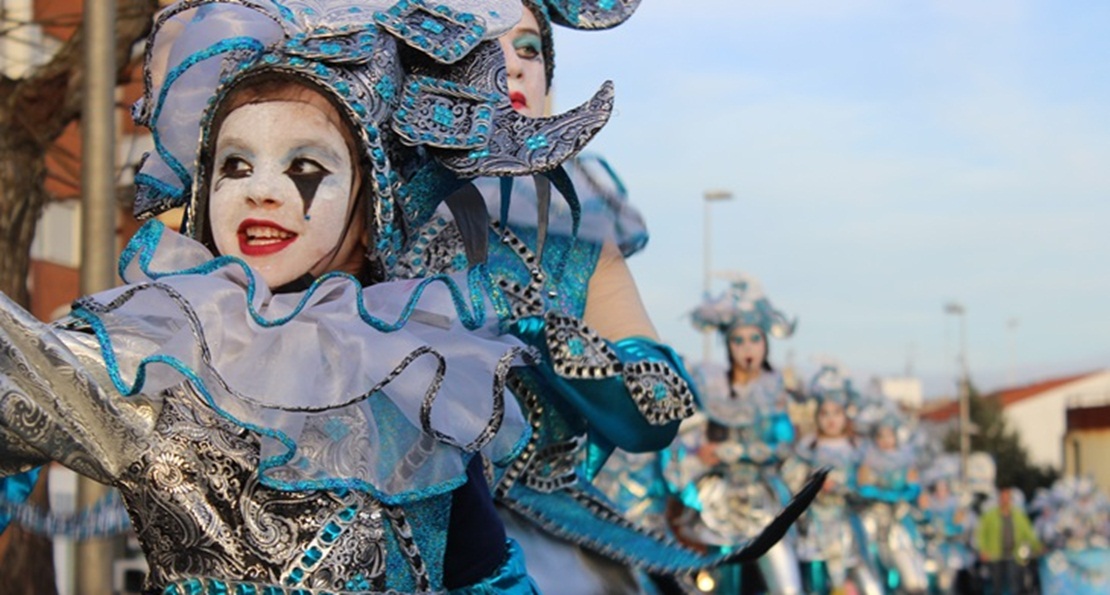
[808,363,861,412]
[521,0,641,88]
[689,273,797,339]
[132,0,616,275]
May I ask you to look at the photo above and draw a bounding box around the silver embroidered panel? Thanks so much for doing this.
[118,384,430,592]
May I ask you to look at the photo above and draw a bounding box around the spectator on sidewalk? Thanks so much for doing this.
[977,487,1042,595]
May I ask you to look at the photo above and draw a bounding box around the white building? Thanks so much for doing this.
[872,376,924,410]
[922,369,1110,470]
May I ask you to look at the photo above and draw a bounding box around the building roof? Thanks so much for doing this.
[920,371,1102,423]
[996,371,1100,407]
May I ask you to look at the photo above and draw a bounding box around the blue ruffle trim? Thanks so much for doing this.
[69,221,528,504]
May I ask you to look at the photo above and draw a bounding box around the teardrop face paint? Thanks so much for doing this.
[208,97,362,288]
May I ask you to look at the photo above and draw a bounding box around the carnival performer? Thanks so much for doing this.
[661,274,803,594]
[0,0,637,592]
[385,2,827,592]
[855,401,929,594]
[784,366,885,595]
[918,457,977,594]
[1031,477,1110,595]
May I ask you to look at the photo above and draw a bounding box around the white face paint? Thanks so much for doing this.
[208,98,362,288]
[498,4,546,118]
[727,324,767,376]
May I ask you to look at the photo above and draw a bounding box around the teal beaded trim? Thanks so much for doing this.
[493,375,544,498]
[278,492,378,588]
[373,0,488,64]
[162,577,415,595]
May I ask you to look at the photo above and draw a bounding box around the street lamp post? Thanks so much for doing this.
[944,302,970,482]
[702,190,733,361]
[1007,317,1020,387]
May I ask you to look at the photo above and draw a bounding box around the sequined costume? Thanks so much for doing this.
[787,436,883,595]
[674,366,804,594]
[856,443,928,594]
[0,0,630,592]
[919,488,975,593]
[785,367,884,595]
[648,275,804,594]
[1032,477,1110,595]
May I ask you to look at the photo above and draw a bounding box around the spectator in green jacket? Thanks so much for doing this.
[977,487,1042,595]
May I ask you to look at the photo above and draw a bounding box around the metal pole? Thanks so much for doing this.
[702,197,712,362]
[701,190,732,362]
[78,1,119,593]
[958,309,970,483]
[945,302,969,482]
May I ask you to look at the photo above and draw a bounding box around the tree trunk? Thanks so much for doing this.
[0,125,49,307]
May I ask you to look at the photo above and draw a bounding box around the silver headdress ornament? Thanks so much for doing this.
[854,394,906,435]
[131,0,615,273]
[920,454,961,489]
[689,272,797,339]
[520,0,641,88]
[808,363,861,412]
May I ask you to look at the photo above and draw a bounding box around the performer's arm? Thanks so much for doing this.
[509,244,697,459]
[0,294,154,485]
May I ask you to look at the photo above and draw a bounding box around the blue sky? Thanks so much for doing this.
[549,1,1110,397]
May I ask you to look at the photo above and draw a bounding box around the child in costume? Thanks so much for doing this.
[1032,477,1110,595]
[669,274,804,594]
[0,0,625,592]
[855,401,929,594]
[785,366,885,595]
[918,460,977,595]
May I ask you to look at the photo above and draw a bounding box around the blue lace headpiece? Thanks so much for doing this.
[689,273,797,339]
[808,364,861,411]
[521,0,641,88]
[854,394,906,436]
[132,0,615,274]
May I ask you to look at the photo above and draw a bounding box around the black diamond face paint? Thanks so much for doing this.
[286,158,330,214]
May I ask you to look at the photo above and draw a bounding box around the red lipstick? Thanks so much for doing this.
[237,219,297,257]
[510,91,528,112]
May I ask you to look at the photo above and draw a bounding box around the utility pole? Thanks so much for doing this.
[701,189,732,362]
[78,1,119,593]
[945,302,970,482]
